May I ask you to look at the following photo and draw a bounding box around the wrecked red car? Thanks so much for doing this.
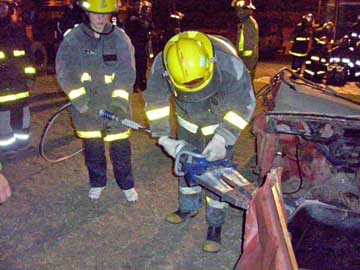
[236,69,360,270]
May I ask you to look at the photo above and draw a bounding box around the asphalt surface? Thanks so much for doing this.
[0,58,290,270]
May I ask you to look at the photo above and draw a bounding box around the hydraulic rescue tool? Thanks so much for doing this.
[41,106,255,208]
[99,110,256,209]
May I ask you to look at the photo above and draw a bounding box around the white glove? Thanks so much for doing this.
[158,136,186,158]
[202,134,227,161]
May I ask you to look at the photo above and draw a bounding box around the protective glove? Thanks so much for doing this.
[202,134,227,161]
[158,136,186,158]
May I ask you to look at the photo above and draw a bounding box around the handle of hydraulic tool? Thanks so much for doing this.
[97,109,151,133]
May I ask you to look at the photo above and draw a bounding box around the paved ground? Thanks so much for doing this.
[0,58,290,270]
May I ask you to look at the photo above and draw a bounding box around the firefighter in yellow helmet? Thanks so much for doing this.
[143,31,256,253]
[0,0,37,158]
[56,0,138,202]
[231,0,259,81]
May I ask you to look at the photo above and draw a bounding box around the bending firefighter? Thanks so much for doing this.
[0,0,36,157]
[232,0,259,81]
[56,0,138,202]
[143,31,256,252]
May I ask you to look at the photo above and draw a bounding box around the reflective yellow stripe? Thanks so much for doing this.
[104,129,131,142]
[310,56,320,61]
[68,87,86,100]
[0,91,29,103]
[24,66,36,74]
[105,73,115,84]
[76,130,102,138]
[242,50,253,56]
[146,106,170,121]
[224,111,248,130]
[201,124,219,136]
[177,115,198,133]
[112,89,129,101]
[304,69,315,75]
[289,51,307,57]
[238,24,244,51]
[80,72,92,82]
[295,37,308,41]
[13,50,25,57]
[0,51,5,59]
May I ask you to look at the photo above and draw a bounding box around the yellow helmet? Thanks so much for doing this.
[80,0,119,13]
[163,31,215,92]
[231,0,255,10]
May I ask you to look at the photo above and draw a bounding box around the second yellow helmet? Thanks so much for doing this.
[163,31,215,93]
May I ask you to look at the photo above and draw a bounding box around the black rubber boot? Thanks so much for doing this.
[165,209,198,224]
[203,226,222,253]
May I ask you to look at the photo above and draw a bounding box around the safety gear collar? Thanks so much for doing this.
[163,31,215,93]
[80,0,119,14]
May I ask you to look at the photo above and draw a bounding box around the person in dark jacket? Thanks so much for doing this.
[56,0,138,202]
[289,13,314,76]
[124,0,154,92]
[57,0,84,37]
[327,35,353,85]
[304,21,334,83]
[0,0,36,158]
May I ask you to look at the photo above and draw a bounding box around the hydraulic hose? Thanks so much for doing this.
[40,102,84,163]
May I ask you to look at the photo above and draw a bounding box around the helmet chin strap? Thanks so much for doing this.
[85,22,115,36]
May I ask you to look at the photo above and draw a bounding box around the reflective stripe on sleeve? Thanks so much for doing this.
[177,115,218,136]
[13,50,25,57]
[0,91,29,103]
[24,66,36,74]
[304,69,315,75]
[310,56,320,61]
[68,87,86,100]
[177,115,198,133]
[0,51,5,59]
[224,111,248,130]
[112,89,129,101]
[146,106,170,121]
[201,124,219,136]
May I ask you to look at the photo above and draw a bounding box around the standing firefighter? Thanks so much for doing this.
[304,21,334,83]
[56,0,138,202]
[289,13,314,76]
[0,0,36,158]
[124,0,154,92]
[143,31,256,252]
[232,0,259,80]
